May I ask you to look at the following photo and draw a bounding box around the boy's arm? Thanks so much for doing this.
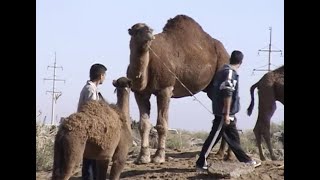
[219,69,236,124]
[222,96,232,125]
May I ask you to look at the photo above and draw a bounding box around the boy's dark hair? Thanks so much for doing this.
[89,63,107,81]
[230,50,243,65]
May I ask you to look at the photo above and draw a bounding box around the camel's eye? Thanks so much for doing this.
[141,27,152,34]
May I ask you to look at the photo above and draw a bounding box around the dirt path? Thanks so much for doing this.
[36,148,284,180]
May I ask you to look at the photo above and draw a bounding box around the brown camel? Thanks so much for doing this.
[247,65,284,161]
[127,14,230,164]
[51,77,133,180]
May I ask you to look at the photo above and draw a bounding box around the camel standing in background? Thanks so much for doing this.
[247,66,284,161]
[127,14,230,164]
[52,77,133,180]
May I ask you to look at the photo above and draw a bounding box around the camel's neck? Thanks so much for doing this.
[117,89,131,127]
[128,40,150,91]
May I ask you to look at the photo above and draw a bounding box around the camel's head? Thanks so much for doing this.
[112,77,132,93]
[128,23,155,43]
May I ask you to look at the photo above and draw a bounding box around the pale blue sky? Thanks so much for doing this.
[36,0,284,131]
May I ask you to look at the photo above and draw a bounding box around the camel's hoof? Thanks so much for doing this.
[271,155,278,161]
[134,156,151,164]
[152,149,165,163]
[260,156,266,161]
[134,148,151,164]
[215,151,225,160]
[224,153,235,161]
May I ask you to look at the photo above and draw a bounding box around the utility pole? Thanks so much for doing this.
[253,27,282,73]
[44,52,65,125]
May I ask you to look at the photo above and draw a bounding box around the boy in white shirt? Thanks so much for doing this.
[77,63,107,180]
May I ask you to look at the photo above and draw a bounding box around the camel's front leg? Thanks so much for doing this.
[134,93,152,164]
[216,138,227,159]
[152,87,173,163]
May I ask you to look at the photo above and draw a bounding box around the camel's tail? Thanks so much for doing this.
[52,131,64,180]
[247,82,259,116]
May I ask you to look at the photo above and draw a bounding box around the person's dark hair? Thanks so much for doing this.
[230,50,243,65]
[89,63,107,81]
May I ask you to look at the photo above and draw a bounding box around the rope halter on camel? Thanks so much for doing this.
[148,47,214,116]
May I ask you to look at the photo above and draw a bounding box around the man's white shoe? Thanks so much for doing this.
[196,165,208,172]
[247,160,261,168]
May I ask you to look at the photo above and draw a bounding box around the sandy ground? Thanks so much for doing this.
[36,147,284,180]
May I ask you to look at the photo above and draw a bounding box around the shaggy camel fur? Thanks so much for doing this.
[52,77,133,180]
[247,66,284,161]
[127,14,230,164]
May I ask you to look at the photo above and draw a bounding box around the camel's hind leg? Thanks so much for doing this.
[60,162,76,180]
[59,136,85,180]
[217,119,238,161]
[110,132,131,180]
[254,88,277,161]
[216,138,236,161]
[216,138,226,159]
[225,145,235,161]
[134,93,152,164]
[152,87,173,163]
[216,139,235,161]
[253,122,265,161]
[52,133,63,180]
[110,158,126,180]
[262,103,277,160]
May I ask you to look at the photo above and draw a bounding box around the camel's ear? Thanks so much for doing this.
[112,80,117,87]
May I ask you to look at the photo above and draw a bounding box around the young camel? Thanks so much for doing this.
[52,77,133,180]
[247,66,284,161]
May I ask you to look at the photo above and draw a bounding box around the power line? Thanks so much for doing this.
[44,52,65,125]
[253,27,283,74]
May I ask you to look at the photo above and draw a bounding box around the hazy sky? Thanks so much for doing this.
[36,0,284,131]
